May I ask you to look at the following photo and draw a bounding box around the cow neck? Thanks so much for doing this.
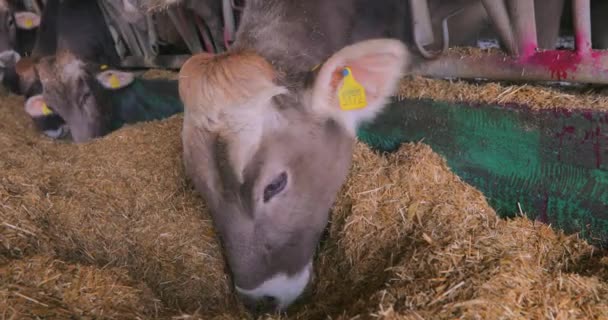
[107,78,183,130]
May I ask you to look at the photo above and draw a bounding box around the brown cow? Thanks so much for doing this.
[178,0,411,313]
[177,0,579,313]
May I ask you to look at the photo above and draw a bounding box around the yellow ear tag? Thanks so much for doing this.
[108,73,121,89]
[24,18,33,28]
[338,67,367,111]
[41,102,53,115]
[100,64,108,70]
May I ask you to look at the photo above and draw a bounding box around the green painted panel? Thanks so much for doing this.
[358,98,608,246]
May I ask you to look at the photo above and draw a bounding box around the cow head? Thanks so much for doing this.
[35,51,134,143]
[179,39,409,312]
[0,1,39,53]
[0,1,40,91]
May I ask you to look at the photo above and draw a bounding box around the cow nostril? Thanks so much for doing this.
[253,295,278,313]
[237,292,279,313]
[261,295,277,306]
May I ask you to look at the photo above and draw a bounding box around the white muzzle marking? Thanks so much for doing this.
[235,260,312,310]
[0,49,20,68]
[43,125,69,139]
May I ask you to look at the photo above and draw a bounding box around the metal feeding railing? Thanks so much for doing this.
[95,0,243,69]
[411,0,608,85]
[27,0,606,84]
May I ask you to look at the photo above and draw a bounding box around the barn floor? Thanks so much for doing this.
[2,73,608,319]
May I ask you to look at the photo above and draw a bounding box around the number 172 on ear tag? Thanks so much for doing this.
[338,67,368,111]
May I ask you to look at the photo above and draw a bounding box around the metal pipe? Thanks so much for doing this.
[167,6,204,54]
[508,0,538,58]
[194,15,215,53]
[535,0,565,49]
[146,14,159,58]
[482,0,517,55]
[573,0,592,54]
[222,0,237,49]
[410,49,608,85]
[415,8,460,59]
[410,0,435,47]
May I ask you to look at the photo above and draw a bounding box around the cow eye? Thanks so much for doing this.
[78,92,92,108]
[263,172,287,202]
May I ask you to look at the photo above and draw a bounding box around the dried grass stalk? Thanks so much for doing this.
[1,69,607,319]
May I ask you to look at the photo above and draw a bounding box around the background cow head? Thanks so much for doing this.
[0,1,40,93]
[36,51,134,143]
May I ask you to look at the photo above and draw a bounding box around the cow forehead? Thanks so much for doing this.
[216,114,338,184]
[209,94,290,183]
[59,58,86,83]
[187,79,326,196]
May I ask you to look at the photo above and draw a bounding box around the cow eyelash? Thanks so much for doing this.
[263,172,288,203]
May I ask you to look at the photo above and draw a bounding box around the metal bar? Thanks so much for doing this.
[146,14,159,58]
[120,54,191,69]
[410,49,608,85]
[167,6,203,54]
[98,0,143,58]
[194,15,215,53]
[535,0,565,49]
[409,0,435,47]
[124,18,154,60]
[573,0,592,54]
[482,0,517,55]
[222,0,237,48]
[97,1,128,60]
[508,0,538,58]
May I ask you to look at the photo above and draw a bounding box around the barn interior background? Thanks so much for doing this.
[2,0,608,318]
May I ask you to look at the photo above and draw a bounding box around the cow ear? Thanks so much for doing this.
[24,94,54,117]
[95,69,135,90]
[14,12,40,30]
[178,50,285,131]
[309,39,410,136]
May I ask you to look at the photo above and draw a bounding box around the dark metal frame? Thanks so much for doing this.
[25,0,604,82]
[412,0,608,85]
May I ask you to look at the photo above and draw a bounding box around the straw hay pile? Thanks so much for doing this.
[398,75,608,111]
[2,72,608,319]
[402,46,608,111]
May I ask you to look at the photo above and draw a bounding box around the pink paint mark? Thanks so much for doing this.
[582,126,604,169]
[519,41,538,61]
[588,51,608,74]
[526,50,582,81]
[593,127,602,168]
[224,28,233,49]
[563,126,576,135]
[553,108,574,119]
[575,31,592,54]
[556,126,577,161]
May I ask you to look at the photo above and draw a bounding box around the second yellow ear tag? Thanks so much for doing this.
[41,102,53,115]
[109,73,121,89]
[24,18,33,28]
[338,67,367,111]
